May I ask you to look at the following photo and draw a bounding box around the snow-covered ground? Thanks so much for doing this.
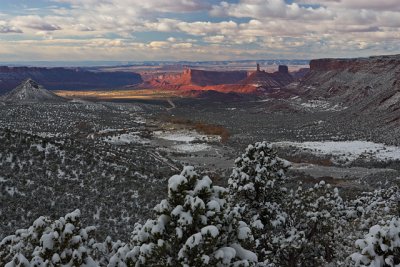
[103,132,149,145]
[273,140,400,163]
[172,143,211,152]
[154,130,220,143]
[299,100,347,111]
[154,130,219,152]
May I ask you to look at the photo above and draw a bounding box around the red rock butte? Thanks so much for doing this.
[143,64,295,94]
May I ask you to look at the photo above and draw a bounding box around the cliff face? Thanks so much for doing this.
[242,65,294,90]
[300,54,400,123]
[143,68,256,93]
[188,69,248,86]
[0,67,143,94]
[149,69,247,88]
[308,55,400,72]
[144,65,294,94]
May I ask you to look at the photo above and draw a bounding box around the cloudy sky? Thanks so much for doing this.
[0,0,399,61]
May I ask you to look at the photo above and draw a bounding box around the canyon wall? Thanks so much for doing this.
[300,54,400,123]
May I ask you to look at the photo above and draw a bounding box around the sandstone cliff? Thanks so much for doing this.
[147,68,247,88]
[144,65,294,94]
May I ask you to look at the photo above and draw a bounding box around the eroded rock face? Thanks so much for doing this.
[242,65,294,89]
[299,54,400,124]
[149,68,248,88]
[144,65,295,93]
[309,55,400,73]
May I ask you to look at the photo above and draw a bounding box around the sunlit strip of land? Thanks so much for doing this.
[54,89,183,100]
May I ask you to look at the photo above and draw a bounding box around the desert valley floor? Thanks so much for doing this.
[1,95,399,240]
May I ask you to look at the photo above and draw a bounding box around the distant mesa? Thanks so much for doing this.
[142,64,297,94]
[147,68,248,88]
[2,78,66,103]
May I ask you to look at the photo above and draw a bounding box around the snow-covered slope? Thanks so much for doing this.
[2,78,66,103]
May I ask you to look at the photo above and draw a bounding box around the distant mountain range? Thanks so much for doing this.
[0,66,143,94]
[0,59,310,68]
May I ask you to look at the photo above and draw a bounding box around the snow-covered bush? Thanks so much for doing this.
[271,181,345,267]
[351,217,400,267]
[228,142,290,263]
[345,187,400,231]
[229,142,290,206]
[0,210,99,267]
[229,142,347,266]
[115,166,258,266]
[228,142,290,248]
[340,187,400,265]
[91,236,126,266]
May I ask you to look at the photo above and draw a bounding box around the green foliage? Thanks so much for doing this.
[114,166,257,267]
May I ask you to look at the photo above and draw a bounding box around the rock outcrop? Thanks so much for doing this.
[147,68,247,88]
[2,79,66,103]
[299,54,400,124]
[142,65,295,94]
[291,68,310,80]
[0,66,143,94]
[241,64,294,91]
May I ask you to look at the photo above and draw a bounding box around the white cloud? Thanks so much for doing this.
[0,25,22,33]
[13,15,62,31]
[171,42,193,48]
[148,41,170,49]
[297,0,400,11]
[0,0,399,60]
[203,35,225,43]
[210,0,334,20]
[55,0,211,13]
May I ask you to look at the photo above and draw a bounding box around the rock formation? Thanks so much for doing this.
[2,79,66,103]
[146,68,248,88]
[278,65,289,74]
[299,54,400,124]
[241,64,294,90]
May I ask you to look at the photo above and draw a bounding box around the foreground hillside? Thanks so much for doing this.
[1,141,399,267]
[0,101,180,239]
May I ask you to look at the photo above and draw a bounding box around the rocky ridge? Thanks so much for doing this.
[2,79,66,103]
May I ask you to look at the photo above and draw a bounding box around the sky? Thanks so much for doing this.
[0,0,399,62]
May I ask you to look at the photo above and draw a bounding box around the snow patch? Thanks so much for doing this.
[173,143,211,152]
[154,130,220,143]
[300,100,347,111]
[274,140,400,163]
[103,133,148,145]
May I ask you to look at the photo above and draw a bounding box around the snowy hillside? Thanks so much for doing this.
[2,79,65,103]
